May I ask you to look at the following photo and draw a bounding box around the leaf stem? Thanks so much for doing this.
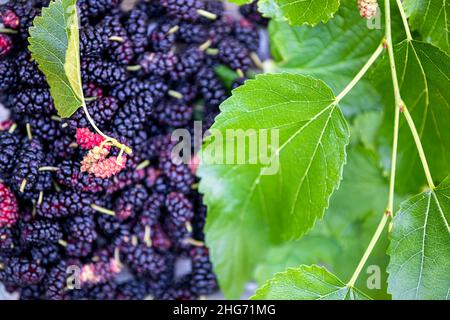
[334,42,385,105]
[389,0,434,190]
[401,105,435,189]
[347,214,389,287]
[82,101,132,155]
[384,0,402,213]
[346,0,401,287]
[394,0,413,41]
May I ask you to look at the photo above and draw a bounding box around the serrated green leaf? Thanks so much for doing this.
[259,0,340,26]
[387,175,450,300]
[252,265,371,300]
[403,0,450,54]
[268,2,383,117]
[198,73,349,298]
[374,40,450,194]
[254,146,393,299]
[28,0,84,118]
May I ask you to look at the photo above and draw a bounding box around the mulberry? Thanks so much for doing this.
[0,183,19,228]
[20,220,63,245]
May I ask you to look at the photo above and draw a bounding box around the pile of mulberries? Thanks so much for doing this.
[0,0,267,300]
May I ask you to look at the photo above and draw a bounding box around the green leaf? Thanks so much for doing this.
[374,40,450,193]
[199,73,349,298]
[387,175,450,300]
[214,65,240,89]
[28,0,84,118]
[403,0,450,54]
[254,146,393,299]
[268,2,383,117]
[252,265,371,300]
[350,111,383,152]
[259,0,340,26]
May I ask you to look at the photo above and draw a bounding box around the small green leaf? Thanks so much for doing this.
[259,0,340,26]
[268,2,383,117]
[387,175,450,300]
[199,73,349,298]
[214,65,240,89]
[252,265,371,300]
[28,0,84,118]
[403,0,450,54]
[374,41,450,193]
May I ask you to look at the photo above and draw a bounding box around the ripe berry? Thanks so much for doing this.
[65,238,93,258]
[67,215,97,243]
[20,284,43,300]
[126,244,167,278]
[16,52,47,87]
[155,99,194,127]
[13,88,55,115]
[162,0,205,22]
[0,130,20,177]
[218,38,253,71]
[140,52,178,77]
[114,185,148,221]
[70,96,120,129]
[31,244,61,266]
[189,247,217,295]
[234,19,260,52]
[116,280,151,300]
[196,67,228,108]
[165,192,194,226]
[0,227,16,252]
[177,22,208,44]
[0,33,13,57]
[11,138,44,193]
[150,21,178,52]
[0,183,18,228]
[170,46,206,79]
[45,261,67,300]
[239,2,269,26]
[124,4,150,54]
[81,59,127,86]
[0,257,46,286]
[159,151,195,194]
[20,220,63,245]
[0,59,17,92]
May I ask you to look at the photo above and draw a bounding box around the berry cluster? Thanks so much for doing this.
[0,0,266,300]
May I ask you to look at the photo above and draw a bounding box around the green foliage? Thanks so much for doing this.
[374,41,450,194]
[28,0,84,118]
[387,176,450,300]
[259,0,340,26]
[403,0,450,54]
[254,145,393,299]
[198,73,349,298]
[252,265,370,300]
[268,2,383,117]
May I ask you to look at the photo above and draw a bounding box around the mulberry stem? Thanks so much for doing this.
[0,27,17,34]
[90,204,116,216]
[196,9,217,20]
[81,101,132,155]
